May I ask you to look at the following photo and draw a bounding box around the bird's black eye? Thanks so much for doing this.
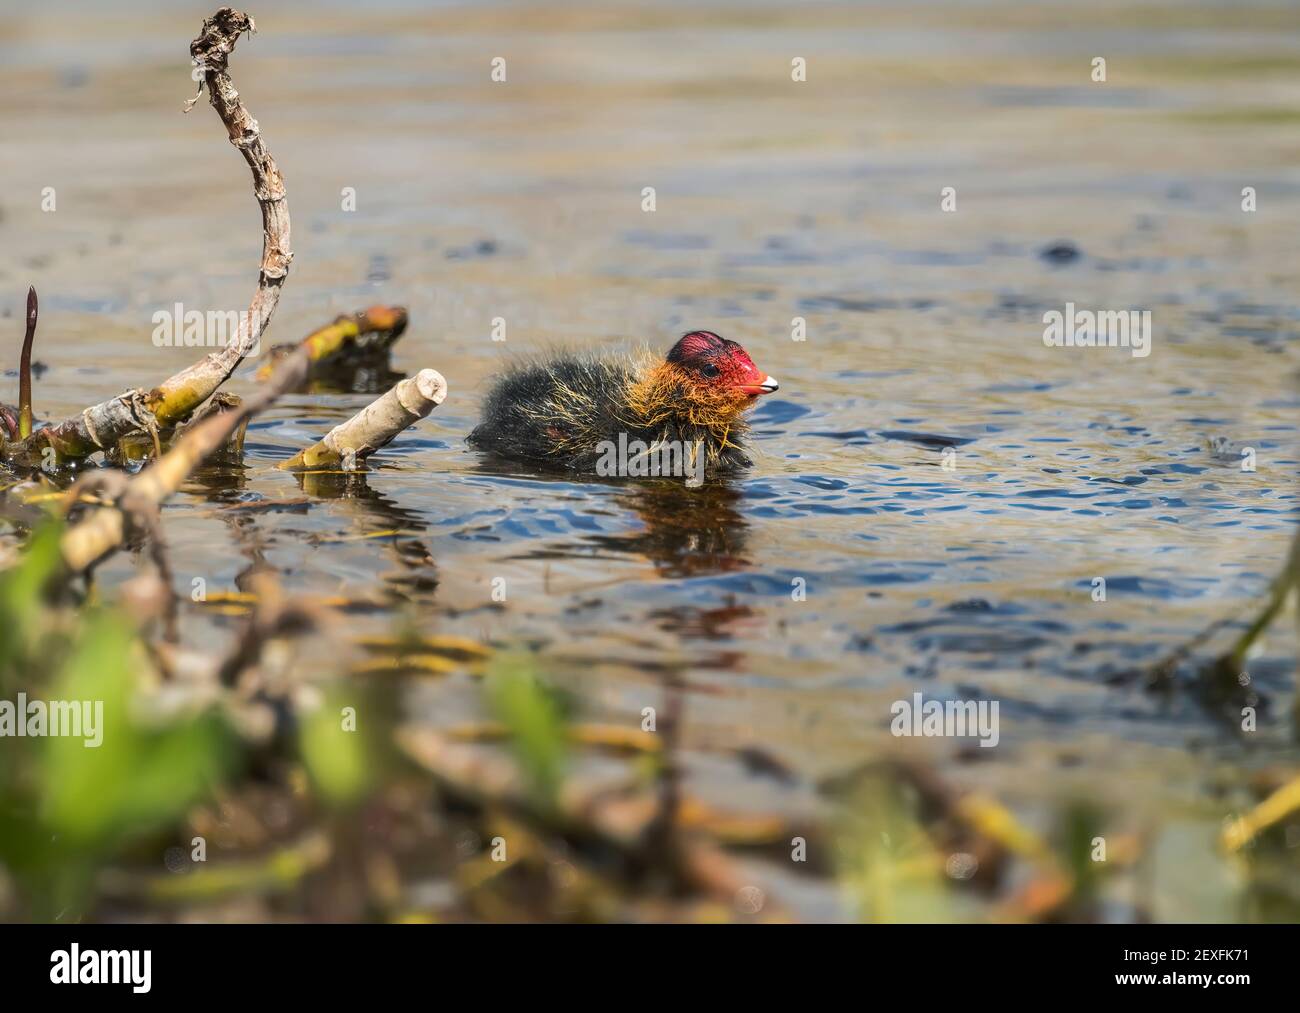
[701,362,720,378]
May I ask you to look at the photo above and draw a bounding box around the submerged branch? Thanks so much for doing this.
[1192,525,1300,709]
[1219,525,1300,673]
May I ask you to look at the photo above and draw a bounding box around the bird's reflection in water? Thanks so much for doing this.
[592,478,750,578]
[470,455,752,579]
[591,479,759,667]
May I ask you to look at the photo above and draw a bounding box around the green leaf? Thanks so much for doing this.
[485,655,568,814]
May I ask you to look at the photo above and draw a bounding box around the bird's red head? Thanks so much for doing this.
[665,331,779,398]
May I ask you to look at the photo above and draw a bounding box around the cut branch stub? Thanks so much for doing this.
[278,369,447,471]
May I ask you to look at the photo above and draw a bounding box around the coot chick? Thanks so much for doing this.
[468,331,779,477]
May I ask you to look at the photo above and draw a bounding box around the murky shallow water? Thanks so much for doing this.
[1,1,1297,919]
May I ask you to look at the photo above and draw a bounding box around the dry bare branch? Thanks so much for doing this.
[9,7,289,467]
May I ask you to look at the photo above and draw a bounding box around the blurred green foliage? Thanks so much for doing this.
[300,684,382,806]
[484,654,570,814]
[834,772,962,923]
[0,522,234,920]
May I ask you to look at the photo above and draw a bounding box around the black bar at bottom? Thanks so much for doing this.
[0,923,1284,997]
